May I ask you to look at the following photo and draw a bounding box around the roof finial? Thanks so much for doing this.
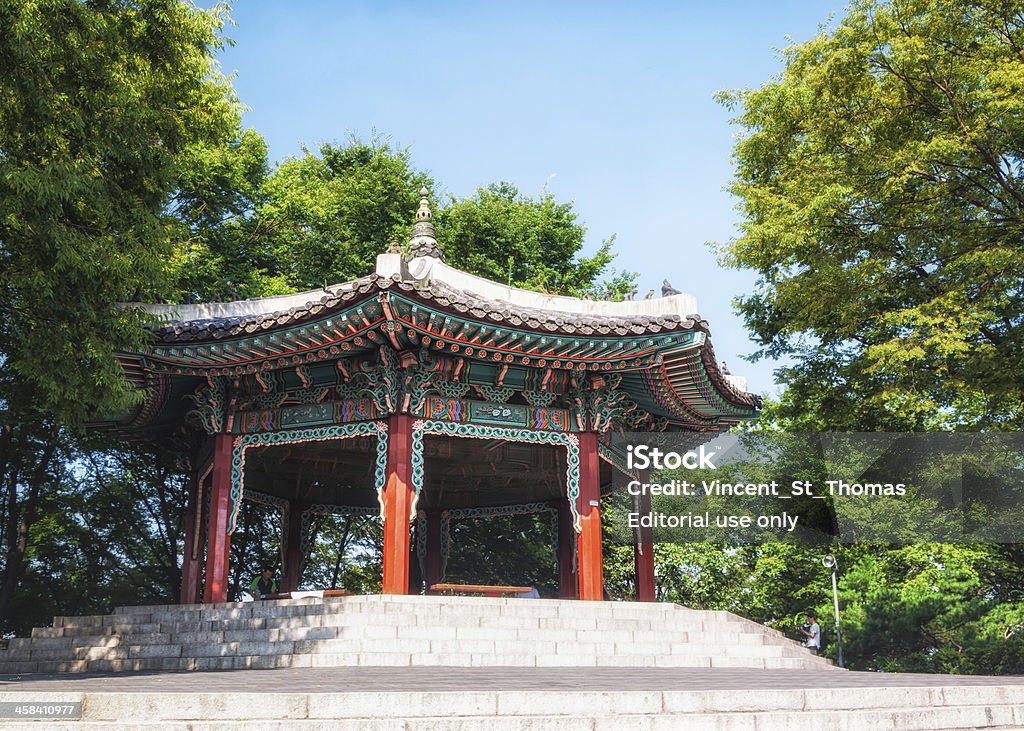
[408,186,444,260]
[416,187,431,222]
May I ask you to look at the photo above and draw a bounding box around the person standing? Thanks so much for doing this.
[800,611,821,655]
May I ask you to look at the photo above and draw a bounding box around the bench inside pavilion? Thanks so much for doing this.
[105,189,759,604]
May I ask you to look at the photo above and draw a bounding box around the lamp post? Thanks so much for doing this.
[822,554,844,668]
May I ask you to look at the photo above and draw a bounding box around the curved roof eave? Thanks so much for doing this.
[131,252,701,326]
[120,252,759,413]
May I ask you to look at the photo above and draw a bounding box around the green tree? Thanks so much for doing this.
[4,443,187,636]
[437,182,630,297]
[201,139,635,302]
[840,544,1024,673]
[718,0,1024,430]
[0,0,254,630]
[228,502,286,602]
[239,138,431,297]
[301,514,382,596]
[442,514,558,596]
[0,0,247,422]
[164,127,269,303]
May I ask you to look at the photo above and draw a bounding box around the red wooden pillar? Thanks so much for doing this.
[424,510,443,590]
[203,433,234,604]
[382,413,414,594]
[556,500,577,598]
[282,501,306,593]
[179,471,204,604]
[576,432,604,601]
[634,470,656,601]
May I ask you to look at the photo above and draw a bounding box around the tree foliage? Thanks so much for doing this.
[168,139,634,303]
[300,514,382,596]
[437,182,628,297]
[0,0,253,632]
[719,0,1024,429]
[4,443,186,636]
[603,540,1024,674]
[836,543,1024,673]
[163,127,269,303]
[228,139,429,298]
[442,514,558,596]
[0,0,248,423]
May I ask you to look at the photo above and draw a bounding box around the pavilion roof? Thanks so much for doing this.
[154,274,690,342]
[115,189,759,434]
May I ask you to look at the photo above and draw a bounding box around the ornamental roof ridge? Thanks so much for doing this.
[413,277,692,333]
[148,273,384,341]
[391,254,702,322]
[408,187,444,260]
[116,193,759,408]
[147,274,710,345]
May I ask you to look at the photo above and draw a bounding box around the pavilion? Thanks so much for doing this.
[104,189,759,604]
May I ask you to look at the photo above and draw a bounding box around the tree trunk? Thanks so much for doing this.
[0,422,60,631]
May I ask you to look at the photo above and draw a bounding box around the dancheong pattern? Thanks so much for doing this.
[410,420,582,532]
[228,422,389,534]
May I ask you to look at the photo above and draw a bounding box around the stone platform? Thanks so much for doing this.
[2,667,1024,729]
[0,595,832,673]
[2,596,1022,729]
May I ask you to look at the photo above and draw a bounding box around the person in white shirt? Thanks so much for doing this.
[800,611,821,655]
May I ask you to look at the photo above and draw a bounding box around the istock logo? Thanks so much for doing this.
[625,444,717,470]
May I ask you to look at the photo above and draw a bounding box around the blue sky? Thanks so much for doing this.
[214,1,845,396]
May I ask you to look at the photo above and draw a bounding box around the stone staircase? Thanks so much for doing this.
[2,683,1023,730]
[0,595,834,674]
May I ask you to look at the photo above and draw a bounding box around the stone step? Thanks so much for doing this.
[111,594,692,611]
[3,597,832,674]
[40,620,791,645]
[99,596,736,612]
[8,626,819,655]
[19,610,798,634]
[15,637,826,662]
[52,613,725,635]
[9,634,821,663]
[97,600,708,626]
[0,714,1011,731]
[2,710,1021,731]
[97,607,716,626]
[0,652,830,674]
[6,652,832,675]
[32,625,778,649]
[0,686,1021,730]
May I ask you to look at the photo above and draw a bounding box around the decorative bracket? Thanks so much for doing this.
[185,376,227,434]
[410,419,583,532]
